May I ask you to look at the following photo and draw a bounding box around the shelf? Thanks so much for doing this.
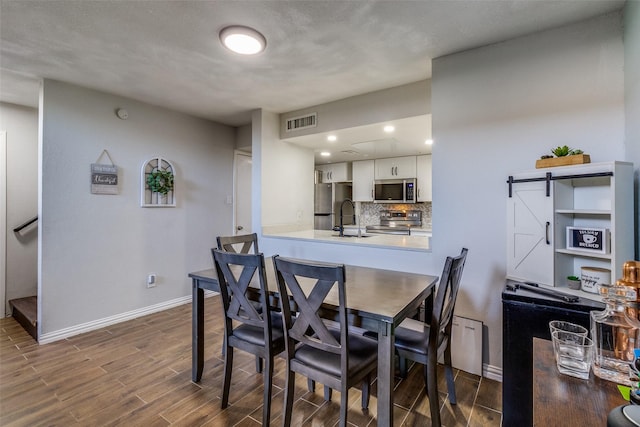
[555,209,611,215]
[555,248,612,260]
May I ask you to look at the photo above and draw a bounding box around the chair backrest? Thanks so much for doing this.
[217,233,259,255]
[430,248,468,350]
[272,256,348,360]
[211,249,272,335]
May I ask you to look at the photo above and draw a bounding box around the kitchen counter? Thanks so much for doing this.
[264,229,430,252]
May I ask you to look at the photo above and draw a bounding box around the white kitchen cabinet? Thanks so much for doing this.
[352,160,375,202]
[316,162,352,183]
[374,156,417,180]
[416,155,432,202]
[506,161,634,289]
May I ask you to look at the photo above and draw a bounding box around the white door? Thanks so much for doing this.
[234,151,252,235]
[1,131,6,317]
[506,180,554,286]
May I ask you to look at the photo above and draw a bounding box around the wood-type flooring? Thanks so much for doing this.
[0,296,502,426]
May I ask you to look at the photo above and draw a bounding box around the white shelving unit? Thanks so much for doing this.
[506,161,634,290]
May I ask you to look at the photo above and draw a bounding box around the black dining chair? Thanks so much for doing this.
[217,233,259,255]
[216,233,266,372]
[394,247,468,427]
[211,249,284,427]
[272,255,378,427]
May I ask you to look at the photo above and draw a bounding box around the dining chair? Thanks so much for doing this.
[211,249,284,427]
[216,233,265,373]
[217,233,259,255]
[272,255,378,427]
[394,247,468,427]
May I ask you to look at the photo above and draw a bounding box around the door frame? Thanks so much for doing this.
[233,150,252,236]
[1,131,7,317]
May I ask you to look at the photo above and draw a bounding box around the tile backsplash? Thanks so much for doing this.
[356,202,432,229]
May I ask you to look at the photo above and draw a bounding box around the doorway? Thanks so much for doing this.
[234,151,252,235]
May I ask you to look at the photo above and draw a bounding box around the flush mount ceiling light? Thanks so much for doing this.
[383,125,395,133]
[320,151,331,157]
[327,135,337,142]
[425,139,434,145]
[219,25,266,55]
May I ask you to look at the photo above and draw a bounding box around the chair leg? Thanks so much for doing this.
[307,378,315,392]
[361,374,370,410]
[282,369,295,427]
[262,355,273,426]
[399,355,408,378]
[324,385,332,401]
[426,353,441,427]
[256,356,263,373]
[221,346,234,408]
[339,385,348,427]
[444,346,457,405]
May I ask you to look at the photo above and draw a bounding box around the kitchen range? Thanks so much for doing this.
[366,210,423,235]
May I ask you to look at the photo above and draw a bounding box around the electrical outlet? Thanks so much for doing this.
[147,273,156,288]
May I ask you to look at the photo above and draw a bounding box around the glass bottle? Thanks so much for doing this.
[591,285,640,386]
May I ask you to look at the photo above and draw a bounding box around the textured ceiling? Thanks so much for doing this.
[0,0,625,128]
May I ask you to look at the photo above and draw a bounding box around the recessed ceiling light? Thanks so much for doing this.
[383,125,395,133]
[327,135,337,142]
[425,139,433,145]
[219,26,266,55]
[320,151,331,157]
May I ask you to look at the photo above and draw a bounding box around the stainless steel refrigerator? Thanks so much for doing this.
[314,172,333,230]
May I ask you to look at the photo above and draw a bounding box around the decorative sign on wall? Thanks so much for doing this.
[141,156,176,207]
[91,150,118,195]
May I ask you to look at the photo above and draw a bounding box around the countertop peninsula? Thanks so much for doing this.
[263,229,430,251]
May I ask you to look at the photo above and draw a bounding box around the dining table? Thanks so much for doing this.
[188,256,438,427]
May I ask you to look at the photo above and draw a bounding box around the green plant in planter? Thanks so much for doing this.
[567,275,580,281]
[146,170,174,195]
[550,145,583,157]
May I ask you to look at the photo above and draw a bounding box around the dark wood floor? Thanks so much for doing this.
[0,296,502,426]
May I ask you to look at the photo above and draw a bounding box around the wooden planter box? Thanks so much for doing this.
[535,154,590,169]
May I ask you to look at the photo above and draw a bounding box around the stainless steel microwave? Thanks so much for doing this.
[374,179,416,203]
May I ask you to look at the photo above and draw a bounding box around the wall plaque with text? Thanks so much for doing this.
[91,163,118,195]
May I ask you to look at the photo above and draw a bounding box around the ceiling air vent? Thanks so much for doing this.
[285,113,317,132]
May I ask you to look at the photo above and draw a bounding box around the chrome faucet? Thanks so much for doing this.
[339,198,356,237]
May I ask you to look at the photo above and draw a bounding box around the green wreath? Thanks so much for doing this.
[146,170,174,195]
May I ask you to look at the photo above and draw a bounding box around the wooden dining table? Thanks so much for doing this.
[188,257,438,427]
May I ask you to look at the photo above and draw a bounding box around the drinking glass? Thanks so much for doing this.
[549,320,588,337]
[551,330,594,379]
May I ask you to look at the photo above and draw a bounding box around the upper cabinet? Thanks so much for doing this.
[316,162,352,183]
[375,156,417,180]
[352,160,375,202]
[416,155,432,202]
[506,161,634,289]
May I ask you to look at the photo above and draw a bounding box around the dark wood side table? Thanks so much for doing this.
[533,337,627,425]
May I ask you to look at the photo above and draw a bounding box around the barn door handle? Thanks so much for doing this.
[545,222,551,244]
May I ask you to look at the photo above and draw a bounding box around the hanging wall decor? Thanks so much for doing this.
[91,149,119,195]
[141,157,176,207]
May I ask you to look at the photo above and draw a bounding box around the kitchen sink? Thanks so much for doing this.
[331,234,371,238]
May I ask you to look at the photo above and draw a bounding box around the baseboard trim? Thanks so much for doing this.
[483,363,502,382]
[38,295,193,344]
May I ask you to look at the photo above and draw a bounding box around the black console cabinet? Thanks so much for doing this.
[502,284,605,426]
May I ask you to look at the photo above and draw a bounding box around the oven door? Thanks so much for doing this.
[365,225,411,235]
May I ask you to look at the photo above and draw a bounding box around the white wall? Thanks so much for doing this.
[39,80,235,338]
[258,110,315,233]
[625,0,640,258]
[280,80,430,138]
[432,12,626,369]
[0,103,38,313]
